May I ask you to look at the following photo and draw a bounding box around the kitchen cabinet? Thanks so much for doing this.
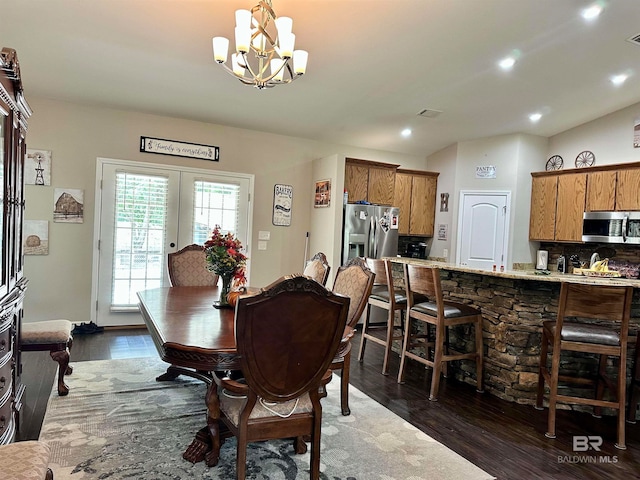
[0,48,31,446]
[344,158,398,205]
[616,168,640,211]
[529,175,557,241]
[555,173,587,241]
[586,170,616,211]
[393,169,438,236]
[529,172,586,242]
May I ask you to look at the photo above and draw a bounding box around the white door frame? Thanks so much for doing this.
[455,190,511,269]
[90,157,254,326]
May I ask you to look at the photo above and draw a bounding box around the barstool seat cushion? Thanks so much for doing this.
[1,440,51,480]
[542,320,621,346]
[21,319,73,344]
[412,300,480,319]
[369,286,407,304]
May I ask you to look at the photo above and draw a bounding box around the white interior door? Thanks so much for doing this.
[457,191,510,270]
[92,158,253,327]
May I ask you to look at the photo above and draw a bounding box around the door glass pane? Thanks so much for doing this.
[192,180,240,244]
[112,171,168,307]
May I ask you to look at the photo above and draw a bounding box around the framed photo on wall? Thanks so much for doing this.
[314,179,331,208]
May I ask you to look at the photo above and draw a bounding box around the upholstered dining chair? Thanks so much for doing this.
[213,275,350,480]
[167,243,219,287]
[328,257,375,415]
[303,251,331,286]
[357,258,407,376]
[536,282,633,450]
[397,263,484,401]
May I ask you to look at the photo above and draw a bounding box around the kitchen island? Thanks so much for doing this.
[387,257,640,412]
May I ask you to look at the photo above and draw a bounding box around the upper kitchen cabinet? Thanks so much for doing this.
[529,171,586,242]
[529,175,558,241]
[393,169,439,236]
[344,158,398,205]
[555,173,587,241]
[616,167,640,211]
[586,170,616,211]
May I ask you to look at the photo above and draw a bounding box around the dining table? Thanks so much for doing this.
[137,285,242,467]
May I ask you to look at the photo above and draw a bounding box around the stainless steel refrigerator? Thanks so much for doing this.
[342,204,400,264]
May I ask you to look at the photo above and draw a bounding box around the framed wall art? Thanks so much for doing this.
[53,188,84,223]
[25,149,52,185]
[634,117,640,148]
[314,179,331,208]
[24,220,49,255]
[272,184,293,226]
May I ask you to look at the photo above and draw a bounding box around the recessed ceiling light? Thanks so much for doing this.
[529,113,542,123]
[611,73,629,86]
[581,3,603,20]
[401,128,412,137]
[498,56,516,71]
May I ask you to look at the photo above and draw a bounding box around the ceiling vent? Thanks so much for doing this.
[417,108,443,118]
[627,33,640,46]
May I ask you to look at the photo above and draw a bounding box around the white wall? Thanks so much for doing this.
[24,97,423,324]
[427,143,457,260]
[548,101,640,168]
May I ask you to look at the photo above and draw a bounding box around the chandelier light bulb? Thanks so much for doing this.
[271,58,285,82]
[235,26,251,54]
[275,16,293,34]
[293,50,308,75]
[231,53,245,77]
[235,9,252,28]
[279,32,295,58]
[212,37,229,63]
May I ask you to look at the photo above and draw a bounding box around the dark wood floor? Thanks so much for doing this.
[18,328,639,480]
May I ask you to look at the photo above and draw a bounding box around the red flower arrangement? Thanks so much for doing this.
[204,225,247,285]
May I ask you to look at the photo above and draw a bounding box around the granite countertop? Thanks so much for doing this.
[389,256,640,288]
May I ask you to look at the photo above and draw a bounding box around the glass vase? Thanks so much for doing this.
[217,273,233,308]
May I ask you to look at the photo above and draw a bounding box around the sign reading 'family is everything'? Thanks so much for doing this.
[140,137,220,161]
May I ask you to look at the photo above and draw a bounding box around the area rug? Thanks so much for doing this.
[39,357,495,479]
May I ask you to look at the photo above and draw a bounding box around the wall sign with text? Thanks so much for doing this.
[272,184,293,226]
[140,136,219,161]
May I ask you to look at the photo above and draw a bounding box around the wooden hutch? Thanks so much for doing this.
[0,47,31,445]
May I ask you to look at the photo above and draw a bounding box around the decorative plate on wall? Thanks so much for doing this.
[545,155,563,171]
[575,150,595,168]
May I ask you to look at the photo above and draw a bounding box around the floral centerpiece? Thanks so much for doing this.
[204,225,247,307]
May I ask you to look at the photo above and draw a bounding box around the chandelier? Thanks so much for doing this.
[212,0,308,89]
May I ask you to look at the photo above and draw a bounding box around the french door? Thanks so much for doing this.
[91,158,253,327]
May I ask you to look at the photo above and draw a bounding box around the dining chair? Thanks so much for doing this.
[328,257,375,415]
[303,251,331,286]
[397,263,484,401]
[0,440,53,480]
[536,282,633,449]
[357,258,407,375]
[213,275,350,480]
[167,243,219,287]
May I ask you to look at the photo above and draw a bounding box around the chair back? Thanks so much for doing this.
[404,263,441,304]
[365,258,390,287]
[332,257,375,329]
[167,244,219,287]
[556,283,633,339]
[303,252,331,286]
[235,275,350,403]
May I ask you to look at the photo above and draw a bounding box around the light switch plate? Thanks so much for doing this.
[443,249,448,259]
[258,240,267,250]
[258,231,270,241]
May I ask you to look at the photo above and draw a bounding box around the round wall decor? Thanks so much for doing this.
[575,150,595,168]
[545,155,563,171]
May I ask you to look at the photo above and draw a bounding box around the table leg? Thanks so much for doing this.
[182,382,220,465]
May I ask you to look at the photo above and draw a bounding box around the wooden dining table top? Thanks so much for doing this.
[137,286,241,371]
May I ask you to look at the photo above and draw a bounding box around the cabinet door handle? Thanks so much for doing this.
[0,416,5,432]
[0,376,5,391]
[0,339,6,351]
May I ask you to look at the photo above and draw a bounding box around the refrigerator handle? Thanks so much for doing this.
[370,214,377,258]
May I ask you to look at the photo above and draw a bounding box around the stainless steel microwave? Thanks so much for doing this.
[582,211,640,244]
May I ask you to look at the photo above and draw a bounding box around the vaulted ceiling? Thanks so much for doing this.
[4,0,640,157]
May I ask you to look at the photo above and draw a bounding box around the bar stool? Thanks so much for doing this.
[626,332,640,423]
[536,283,633,450]
[357,258,407,375]
[397,264,484,401]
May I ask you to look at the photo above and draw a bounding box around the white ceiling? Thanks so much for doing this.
[3,0,640,158]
